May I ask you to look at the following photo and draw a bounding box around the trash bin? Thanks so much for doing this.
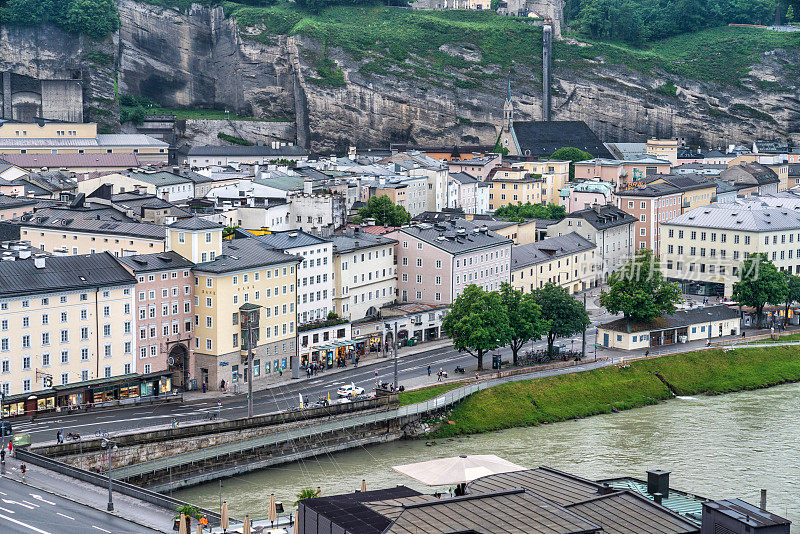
[408,339,415,347]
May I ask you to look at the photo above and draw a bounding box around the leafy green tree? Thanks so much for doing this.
[499,283,548,365]
[781,270,800,322]
[600,249,683,330]
[787,4,796,21]
[493,202,566,222]
[358,195,411,227]
[442,285,511,370]
[550,147,594,181]
[64,0,119,39]
[531,283,590,356]
[295,488,320,506]
[733,254,787,329]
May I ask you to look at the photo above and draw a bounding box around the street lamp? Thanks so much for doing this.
[240,303,262,419]
[384,321,398,389]
[101,438,118,511]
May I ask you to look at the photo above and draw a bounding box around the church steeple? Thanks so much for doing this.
[503,72,514,130]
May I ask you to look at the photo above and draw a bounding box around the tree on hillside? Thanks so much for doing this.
[442,285,510,370]
[64,0,119,39]
[358,195,411,227]
[499,283,548,365]
[781,270,800,322]
[550,147,594,181]
[531,283,590,356]
[600,249,682,330]
[493,202,566,222]
[787,4,796,21]
[733,254,787,329]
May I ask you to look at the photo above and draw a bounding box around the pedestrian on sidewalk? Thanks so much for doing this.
[1,447,5,464]
[427,365,431,377]
[19,462,25,482]
[56,429,63,444]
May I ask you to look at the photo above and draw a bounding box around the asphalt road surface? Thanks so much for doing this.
[17,322,615,444]
[0,476,160,534]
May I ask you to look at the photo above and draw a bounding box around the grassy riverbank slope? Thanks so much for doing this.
[432,345,800,438]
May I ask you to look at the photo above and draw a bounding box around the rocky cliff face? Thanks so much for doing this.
[0,0,797,152]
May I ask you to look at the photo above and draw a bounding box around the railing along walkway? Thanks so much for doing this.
[112,360,609,480]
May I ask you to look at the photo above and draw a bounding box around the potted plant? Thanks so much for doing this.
[173,504,201,531]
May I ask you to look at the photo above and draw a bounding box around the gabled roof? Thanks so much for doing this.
[389,221,511,255]
[187,145,308,157]
[0,252,136,297]
[664,201,800,232]
[449,171,478,184]
[564,491,700,534]
[566,205,637,230]
[251,229,330,250]
[719,162,779,187]
[512,121,613,159]
[117,251,194,273]
[168,216,223,231]
[511,232,595,271]
[17,209,166,239]
[615,183,682,198]
[600,305,740,333]
[121,170,194,187]
[329,232,397,254]
[193,238,301,274]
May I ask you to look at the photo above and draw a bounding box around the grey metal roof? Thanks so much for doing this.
[252,230,330,251]
[566,205,637,230]
[193,238,300,274]
[449,171,478,184]
[564,492,700,534]
[117,250,194,273]
[378,489,602,534]
[96,134,168,147]
[512,232,595,270]
[615,183,681,198]
[187,145,308,157]
[329,232,397,254]
[18,209,166,239]
[512,120,613,158]
[0,252,136,298]
[467,467,604,507]
[601,305,740,334]
[0,195,38,209]
[663,201,800,232]
[168,216,223,231]
[647,175,716,192]
[391,221,511,255]
[122,170,194,186]
[703,499,790,528]
[719,163,779,186]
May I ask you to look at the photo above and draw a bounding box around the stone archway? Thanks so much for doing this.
[168,343,190,389]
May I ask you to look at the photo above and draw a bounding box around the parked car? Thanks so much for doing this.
[336,383,365,397]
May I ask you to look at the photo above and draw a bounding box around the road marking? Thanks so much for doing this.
[30,494,56,505]
[0,506,14,514]
[2,498,34,509]
[309,379,323,384]
[0,511,50,533]
[21,500,39,507]
[131,412,151,415]
[92,526,111,533]
[56,512,74,520]
[0,490,6,495]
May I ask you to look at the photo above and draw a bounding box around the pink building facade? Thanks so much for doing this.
[574,158,672,189]
[387,221,512,305]
[118,251,196,389]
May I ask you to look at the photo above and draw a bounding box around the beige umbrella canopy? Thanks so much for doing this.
[196,524,202,534]
[221,501,230,532]
[392,454,525,487]
[268,493,277,523]
[243,515,252,534]
[360,479,366,493]
[179,513,187,534]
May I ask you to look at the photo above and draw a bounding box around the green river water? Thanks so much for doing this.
[175,381,800,526]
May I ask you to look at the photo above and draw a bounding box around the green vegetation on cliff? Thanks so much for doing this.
[219,1,800,87]
[432,345,800,437]
[0,0,119,39]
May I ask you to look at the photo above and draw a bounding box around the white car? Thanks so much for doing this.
[336,383,365,397]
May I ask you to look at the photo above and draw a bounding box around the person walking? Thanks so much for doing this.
[427,365,431,377]
[1,447,6,464]
[19,462,26,482]
[56,429,62,444]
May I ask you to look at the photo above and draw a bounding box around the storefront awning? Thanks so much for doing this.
[312,340,355,351]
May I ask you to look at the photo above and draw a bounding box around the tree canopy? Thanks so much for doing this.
[493,202,566,222]
[572,0,780,44]
[733,254,787,329]
[600,249,682,328]
[531,283,590,356]
[550,147,593,181]
[1,0,119,39]
[499,283,547,365]
[357,195,411,227]
[442,284,511,370]
[782,270,800,321]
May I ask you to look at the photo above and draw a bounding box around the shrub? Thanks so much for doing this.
[217,132,254,145]
[654,81,678,96]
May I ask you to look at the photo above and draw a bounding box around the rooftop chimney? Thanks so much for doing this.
[760,489,767,511]
[646,470,670,499]
[34,256,46,269]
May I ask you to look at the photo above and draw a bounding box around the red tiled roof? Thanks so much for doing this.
[0,153,140,169]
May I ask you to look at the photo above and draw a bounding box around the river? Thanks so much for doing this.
[175,382,800,526]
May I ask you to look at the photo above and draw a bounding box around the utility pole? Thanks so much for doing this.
[581,292,587,360]
[393,321,399,389]
[102,438,118,512]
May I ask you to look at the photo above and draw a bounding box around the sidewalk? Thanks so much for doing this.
[184,337,455,401]
[1,456,177,533]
